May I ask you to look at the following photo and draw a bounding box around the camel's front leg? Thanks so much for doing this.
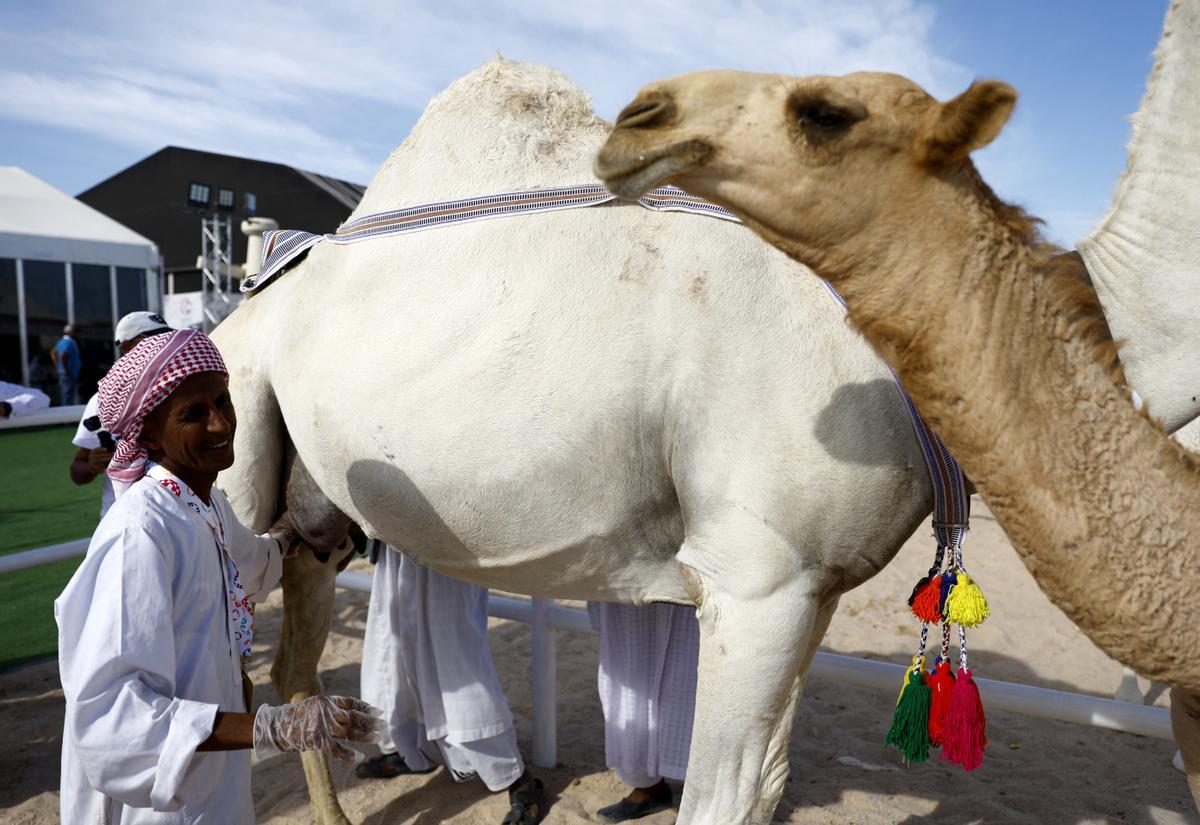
[752,594,839,824]
[675,533,836,825]
[271,549,351,825]
[1170,686,1200,811]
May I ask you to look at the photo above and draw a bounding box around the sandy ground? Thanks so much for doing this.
[1,501,1195,824]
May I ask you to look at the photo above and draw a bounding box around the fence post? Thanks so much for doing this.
[531,596,557,768]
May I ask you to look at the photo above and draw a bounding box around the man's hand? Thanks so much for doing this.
[253,695,383,762]
[267,511,304,559]
[87,448,113,474]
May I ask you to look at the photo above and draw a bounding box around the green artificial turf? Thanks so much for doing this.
[0,425,101,669]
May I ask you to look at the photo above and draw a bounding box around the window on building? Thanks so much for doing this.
[21,259,68,402]
[244,192,257,215]
[188,182,211,207]
[217,188,235,209]
[71,263,116,399]
[0,258,20,385]
[116,267,148,317]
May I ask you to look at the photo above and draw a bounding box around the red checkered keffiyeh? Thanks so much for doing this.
[98,329,228,497]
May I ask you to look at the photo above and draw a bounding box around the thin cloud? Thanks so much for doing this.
[0,0,971,187]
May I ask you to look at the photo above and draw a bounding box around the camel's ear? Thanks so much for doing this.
[916,80,1016,167]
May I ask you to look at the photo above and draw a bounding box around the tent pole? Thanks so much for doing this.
[16,259,29,387]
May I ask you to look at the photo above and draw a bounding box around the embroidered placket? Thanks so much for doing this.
[146,464,255,665]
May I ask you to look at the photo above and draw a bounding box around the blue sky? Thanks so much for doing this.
[0,1,1167,246]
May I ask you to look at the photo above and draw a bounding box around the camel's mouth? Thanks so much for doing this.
[594,138,713,200]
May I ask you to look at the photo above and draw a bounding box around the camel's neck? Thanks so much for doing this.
[1078,0,1200,432]
[834,195,1200,690]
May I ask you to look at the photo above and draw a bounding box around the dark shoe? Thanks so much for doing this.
[596,780,673,823]
[354,752,438,780]
[502,776,544,824]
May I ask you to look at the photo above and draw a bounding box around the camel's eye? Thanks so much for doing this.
[795,103,854,132]
[790,93,866,144]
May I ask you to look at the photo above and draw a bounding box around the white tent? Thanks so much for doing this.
[0,167,159,268]
[0,167,160,392]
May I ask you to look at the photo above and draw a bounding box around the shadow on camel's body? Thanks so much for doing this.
[592,7,1200,812]
[211,59,938,825]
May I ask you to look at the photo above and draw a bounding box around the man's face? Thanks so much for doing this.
[141,371,236,479]
[119,335,144,355]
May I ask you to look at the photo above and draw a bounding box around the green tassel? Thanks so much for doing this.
[885,664,932,764]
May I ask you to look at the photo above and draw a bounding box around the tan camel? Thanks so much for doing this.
[595,68,1200,806]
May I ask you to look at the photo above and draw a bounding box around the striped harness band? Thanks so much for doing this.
[247,183,988,769]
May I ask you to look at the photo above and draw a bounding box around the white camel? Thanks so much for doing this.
[213,59,939,825]
[213,4,1200,819]
[1079,0,1200,435]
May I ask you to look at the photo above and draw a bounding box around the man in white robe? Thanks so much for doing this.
[56,329,380,824]
[588,602,700,823]
[359,546,543,824]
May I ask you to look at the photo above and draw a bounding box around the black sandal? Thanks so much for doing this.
[596,779,673,823]
[354,752,438,780]
[502,776,544,824]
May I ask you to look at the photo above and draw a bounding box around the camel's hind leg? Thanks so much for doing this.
[674,532,836,825]
[269,452,360,825]
[271,549,352,825]
[1170,686,1200,811]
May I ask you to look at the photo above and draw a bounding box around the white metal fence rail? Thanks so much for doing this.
[0,404,86,431]
[2,414,1175,770]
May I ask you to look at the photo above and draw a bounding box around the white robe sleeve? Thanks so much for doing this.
[57,524,219,812]
[1,381,50,416]
[214,490,282,602]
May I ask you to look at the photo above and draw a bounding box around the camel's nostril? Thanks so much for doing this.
[615,96,674,129]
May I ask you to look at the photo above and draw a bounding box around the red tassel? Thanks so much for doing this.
[926,659,956,746]
[942,668,988,771]
[910,576,944,623]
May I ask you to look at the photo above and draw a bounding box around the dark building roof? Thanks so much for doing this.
[77,146,366,273]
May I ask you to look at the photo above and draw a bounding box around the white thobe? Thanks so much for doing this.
[360,547,523,791]
[55,474,283,824]
[588,602,700,787]
[72,393,116,518]
[1,379,50,416]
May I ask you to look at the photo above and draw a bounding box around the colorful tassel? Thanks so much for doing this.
[885,662,932,764]
[944,572,989,627]
[926,659,956,746]
[937,569,958,616]
[910,576,944,623]
[907,574,934,607]
[942,668,988,771]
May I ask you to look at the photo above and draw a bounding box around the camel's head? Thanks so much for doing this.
[595,70,1017,281]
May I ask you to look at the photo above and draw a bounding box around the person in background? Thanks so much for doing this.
[0,379,50,418]
[51,324,82,406]
[587,602,700,823]
[70,312,175,519]
[358,547,544,825]
[56,329,382,824]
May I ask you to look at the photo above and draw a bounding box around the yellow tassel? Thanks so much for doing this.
[945,572,989,627]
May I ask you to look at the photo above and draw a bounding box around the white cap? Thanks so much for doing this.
[114,311,173,344]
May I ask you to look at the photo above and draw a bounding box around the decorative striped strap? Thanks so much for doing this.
[241,184,737,293]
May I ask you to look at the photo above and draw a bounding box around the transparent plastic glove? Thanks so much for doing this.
[253,695,383,762]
